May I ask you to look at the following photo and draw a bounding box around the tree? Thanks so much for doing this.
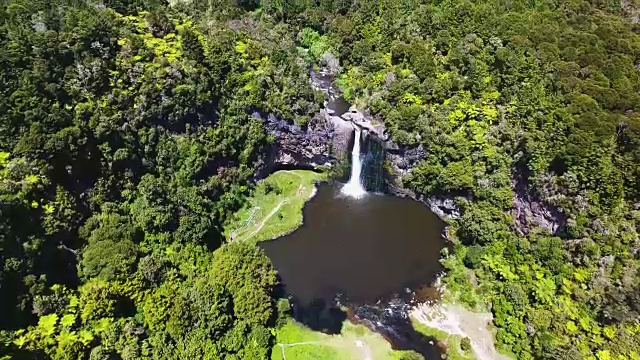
[79,213,140,281]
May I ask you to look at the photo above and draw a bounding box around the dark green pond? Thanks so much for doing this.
[259,184,446,305]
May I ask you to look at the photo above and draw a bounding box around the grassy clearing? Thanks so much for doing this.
[273,319,416,360]
[410,318,475,360]
[225,170,325,243]
[272,320,349,360]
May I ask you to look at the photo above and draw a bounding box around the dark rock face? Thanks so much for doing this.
[342,108,387,140]
[383,145,462,221]
[512,180,566,235]
[256,112,334,172]
[255,69,358,174]
[347,296,441,358]
[387,145,427,172]
[360,131,385,192]
[424,197,461,220]
[327,112,354,161]
[259,68,562,235]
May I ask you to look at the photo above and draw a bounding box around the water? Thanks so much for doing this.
[260,185,446,357]
[326,96,351,116]
[260,185,445,304]
[341,127,367,198]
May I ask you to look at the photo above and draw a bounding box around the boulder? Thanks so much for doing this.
[342,109,386,140]
[511,180,566,235]
[329,113,354,160]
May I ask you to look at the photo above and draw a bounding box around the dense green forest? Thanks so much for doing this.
[1,0,640,359]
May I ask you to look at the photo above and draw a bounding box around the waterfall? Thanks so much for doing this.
[341,127,367,198]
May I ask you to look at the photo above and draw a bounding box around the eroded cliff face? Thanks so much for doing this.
[257,111,334,171]
[256,69,356,174]
[256,69,461,220]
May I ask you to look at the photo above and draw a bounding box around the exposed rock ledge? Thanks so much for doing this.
[512,179,566,236]
[255,111,334,174]
[256,68,462,223]
[342,106,388,141]
[384,147,461,221]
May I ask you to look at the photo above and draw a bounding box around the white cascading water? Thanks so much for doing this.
[341,127,367,198]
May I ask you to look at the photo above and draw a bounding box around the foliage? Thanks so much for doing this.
[2,0,640,359]
[257,0,640,358]
[0,1,321,358]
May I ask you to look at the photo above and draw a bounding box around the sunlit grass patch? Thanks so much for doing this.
[273,319,414,360]
[225,170,326,243]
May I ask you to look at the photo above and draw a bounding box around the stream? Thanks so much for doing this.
[259,70,449,359]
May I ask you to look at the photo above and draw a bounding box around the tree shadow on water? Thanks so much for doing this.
[293,298,347,334]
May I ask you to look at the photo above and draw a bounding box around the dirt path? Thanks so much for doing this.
[277,341,320,360]
[239,199,287,242]
[230,206,260,240]
[411,304,511,360]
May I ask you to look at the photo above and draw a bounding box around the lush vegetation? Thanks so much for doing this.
[0,0,321,358]
[276,0,640,359]
[2,0,640,359]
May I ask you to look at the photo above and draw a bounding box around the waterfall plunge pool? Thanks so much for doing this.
[259,184,446,305]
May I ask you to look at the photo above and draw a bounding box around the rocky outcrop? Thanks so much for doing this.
[310,68,340,99]
[512,180,566,235]
[342,107,387,140]
[256,68,455,223]
[326,111,354,161]
[254,68,347,173]
[262,66,565,236]
[257,69,359,173]
[257,112,333,172]
[255,109,356,174]
[382,144,462,221]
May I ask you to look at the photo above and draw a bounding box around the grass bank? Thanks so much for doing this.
[225,170,326,243]
[273,319,421,360]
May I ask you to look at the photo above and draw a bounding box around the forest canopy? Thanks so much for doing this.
[1,0,640,359]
